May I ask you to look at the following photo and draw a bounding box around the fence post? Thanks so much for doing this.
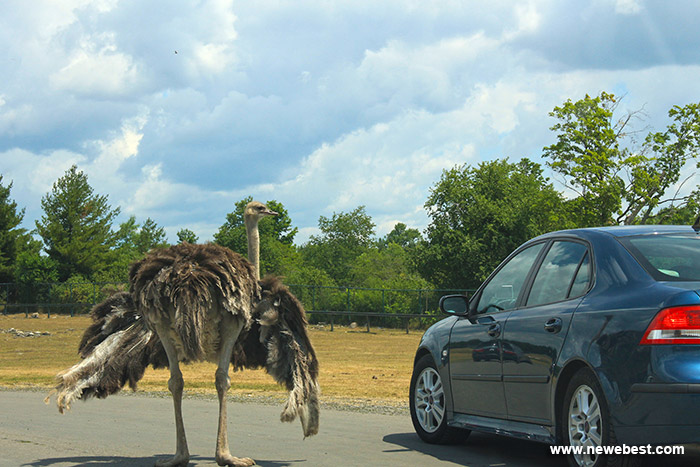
[312,286,316,312]
[25,283,30,318]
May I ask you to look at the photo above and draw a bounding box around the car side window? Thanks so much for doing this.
[568,251,591,298]
[476,243,545,314]
[526,241,588,307]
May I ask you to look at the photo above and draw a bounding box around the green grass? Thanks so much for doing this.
[0,314,423,404]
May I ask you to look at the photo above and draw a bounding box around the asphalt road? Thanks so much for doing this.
[1,389,698,466]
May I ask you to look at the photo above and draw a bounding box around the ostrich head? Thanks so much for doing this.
[248,276,320,438]
[244,201,278,226]
[244,201,278,280]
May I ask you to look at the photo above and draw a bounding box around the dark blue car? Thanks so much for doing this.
[410,225,700,467]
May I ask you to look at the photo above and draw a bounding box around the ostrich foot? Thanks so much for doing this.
[215,452,255,466]
[155,453,190,467]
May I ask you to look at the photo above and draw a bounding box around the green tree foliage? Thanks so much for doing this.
[544,93,700,226]
[214,197,297,276]
[417,158,569,289]
[543,92,627,226]
[624,102,700,224]
[349,243,430,289]
[645,188,700,225]
[0,176,28,283]
[377,222,423,250]
[13,238,59,284]
[35,166,120,281]
[134,218,168,253]
[302,206,376,284]
[347,243,434,322]
[177,228,199,244]
[98,216,169,282]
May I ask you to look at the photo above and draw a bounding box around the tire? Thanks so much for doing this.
[561,368,641,467]
[409,354,470,444]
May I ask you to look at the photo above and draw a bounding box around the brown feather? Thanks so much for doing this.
[129,242,259,361]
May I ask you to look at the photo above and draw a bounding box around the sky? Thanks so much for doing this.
[2,0,700,245]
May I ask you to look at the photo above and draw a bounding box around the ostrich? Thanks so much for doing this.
[46,201,320,467]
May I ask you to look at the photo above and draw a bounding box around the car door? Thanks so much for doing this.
[500,239,592,424]
[449,242,546,418]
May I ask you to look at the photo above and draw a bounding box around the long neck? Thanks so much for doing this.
[245,217,260,280]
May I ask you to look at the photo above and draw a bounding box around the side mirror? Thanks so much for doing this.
[439,295,469,316]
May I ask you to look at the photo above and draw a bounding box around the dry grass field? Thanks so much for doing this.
[0,314,423,405]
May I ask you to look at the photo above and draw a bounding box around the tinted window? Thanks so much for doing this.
[476,243,545,314]
[622,234,700,281]
[527,241,588,307]
[568,252,591,298]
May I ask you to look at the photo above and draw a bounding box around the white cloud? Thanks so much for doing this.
[49,33,142,97]
[504,2,542,39]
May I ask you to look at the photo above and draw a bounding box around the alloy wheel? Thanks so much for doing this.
[568,383,603,467]
[414,366,446,434]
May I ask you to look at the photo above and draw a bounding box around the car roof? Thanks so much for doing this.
[585,225,697,237]
[532,225,697,242]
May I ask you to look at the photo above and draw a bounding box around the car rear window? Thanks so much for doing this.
[620,233,700,281]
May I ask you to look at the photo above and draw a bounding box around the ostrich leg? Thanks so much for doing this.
[215,315,254,467]
[154,323,190,467]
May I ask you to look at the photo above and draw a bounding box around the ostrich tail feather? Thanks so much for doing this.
[45,292,167,413]
[254,276,321,437]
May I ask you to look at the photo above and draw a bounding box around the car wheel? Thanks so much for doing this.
[410,354,469,444]
[562,368,640,467]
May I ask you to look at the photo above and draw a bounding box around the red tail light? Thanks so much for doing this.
[640,305,700,345]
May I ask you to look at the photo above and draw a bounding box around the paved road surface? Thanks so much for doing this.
[1,389,697,466]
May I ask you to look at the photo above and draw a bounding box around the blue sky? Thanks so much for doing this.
[2,0,700,244]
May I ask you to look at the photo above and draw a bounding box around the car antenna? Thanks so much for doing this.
[693,214,700,233]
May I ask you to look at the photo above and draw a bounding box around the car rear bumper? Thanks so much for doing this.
[613,385,700,444]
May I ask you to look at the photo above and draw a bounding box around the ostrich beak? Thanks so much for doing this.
[263,209,278,217]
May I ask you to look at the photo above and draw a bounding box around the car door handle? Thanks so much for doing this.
[487,322,501,337]
[544,317,563,333]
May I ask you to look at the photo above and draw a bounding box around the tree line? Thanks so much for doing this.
[1,93,699,293]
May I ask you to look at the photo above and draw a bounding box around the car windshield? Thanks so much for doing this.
[621,233,700,281]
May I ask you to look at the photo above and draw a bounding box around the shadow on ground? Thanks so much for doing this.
[383,431,566,466]
[383,431,700,467]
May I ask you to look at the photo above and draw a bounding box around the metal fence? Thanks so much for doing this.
[0,282,473,332]
[0,282,127,317]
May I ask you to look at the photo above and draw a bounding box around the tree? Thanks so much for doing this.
[543,92,628,226]
[0,175,28,283]
[214,197,297,276]
[624,102,700,224]
[416,158,570,289]
[134,218,168,253]
[302,206,376,284]
[14,238,59,284]
[177,228,199,244]
[35,165,120,281]
[544,93,700,226]
[377,223,423,250]
[645,188,700,225]
[97,216,169,282]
